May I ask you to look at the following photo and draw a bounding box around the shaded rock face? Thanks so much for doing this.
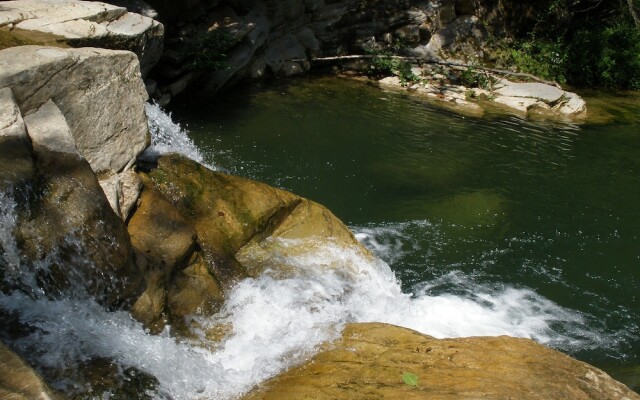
[245,322,640,400]
[0,45,150,174]
[145,0,495,99]
[0,87,137,306]
[0,0,164,76]
[128,154,370,331]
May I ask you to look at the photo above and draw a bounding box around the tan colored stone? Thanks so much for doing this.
[145,154,372,284]
[128,185,197,271]
[245,323,640,400]
[0,342,58,400]
[167,254,224,321]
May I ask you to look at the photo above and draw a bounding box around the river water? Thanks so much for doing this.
[1,76,639,399]
[169,76,640,390]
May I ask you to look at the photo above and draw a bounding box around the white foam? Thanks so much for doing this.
[144,103,214,169]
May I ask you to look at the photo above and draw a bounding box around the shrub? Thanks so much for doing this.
[567,23,640,90]
[185,28,235,71]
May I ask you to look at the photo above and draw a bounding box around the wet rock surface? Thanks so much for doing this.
[245,323,640,400]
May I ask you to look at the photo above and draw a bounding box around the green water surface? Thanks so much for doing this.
[171,77,640,389]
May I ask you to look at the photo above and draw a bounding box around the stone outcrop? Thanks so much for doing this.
[0,45,150,174]
[377,71,587,120]
[0,342,59,400]
[144,0,504,100]
[0,0,164,76]
[244,322,640,400]
[127,154,371,331]
[0,86,138,306]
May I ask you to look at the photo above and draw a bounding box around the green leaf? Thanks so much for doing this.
[401,372,418,386]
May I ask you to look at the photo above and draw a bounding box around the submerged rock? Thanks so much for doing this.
[0,341,59,400]
[244,322,640,400]
[0,0,164,76]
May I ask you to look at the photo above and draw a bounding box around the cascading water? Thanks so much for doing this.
[144,103,212,169]
[0,104,617,399]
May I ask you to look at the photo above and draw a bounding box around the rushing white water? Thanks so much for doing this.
[0,106,616,399]
[144,103,213,169]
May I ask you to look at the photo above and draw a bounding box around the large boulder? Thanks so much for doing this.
[143,154,370,281]
[0,90,138,306]
[244,322,640,400]
[0,0,164,76]
[129,154,372,330]
[0,45,150,174]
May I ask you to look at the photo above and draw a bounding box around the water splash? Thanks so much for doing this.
[0,235,618,399]
[144,103,214,169]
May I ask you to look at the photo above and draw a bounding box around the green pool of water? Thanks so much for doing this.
[170,76,640,390]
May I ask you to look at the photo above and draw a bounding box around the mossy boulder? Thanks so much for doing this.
[143,154,371,282]
[244,322,640,400]
[129,154,373,330]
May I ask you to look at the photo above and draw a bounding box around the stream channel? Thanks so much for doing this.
[2,75,639,399]
[167,76,640,393]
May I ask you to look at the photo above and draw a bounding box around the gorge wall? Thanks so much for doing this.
[144,0,536,101]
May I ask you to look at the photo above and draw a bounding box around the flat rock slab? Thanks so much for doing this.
[0,45,149,173]
[0,342,59,400]
[495,82,565,103]
[245,323,640,400]
[0,0,163,75]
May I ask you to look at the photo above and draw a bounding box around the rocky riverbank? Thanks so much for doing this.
[0,1,636,399]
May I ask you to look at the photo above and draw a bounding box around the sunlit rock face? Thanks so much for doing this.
[244,322,640,400]
[127,153,373,331]
[0,342,59,400]
[0,0,164,76]
[0,45,149,174]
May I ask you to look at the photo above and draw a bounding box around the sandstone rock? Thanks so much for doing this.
[0,341,59,400]
[99,169,143,220]
[493,81,587,119]
[128,185,197,272]
[144,154,371,285]
[495,81,565,103]
[0,0,164,76]
[244,323,640,400]
[0,45,150,173]
[492,94,542,114]
[555,91,588,118]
